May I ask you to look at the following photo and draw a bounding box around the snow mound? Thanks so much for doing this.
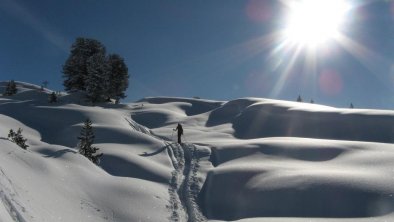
[231,100,394,142]
[200,138,394,220]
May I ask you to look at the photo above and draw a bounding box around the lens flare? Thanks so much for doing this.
[319,69,343,96]
[246,0,274,22]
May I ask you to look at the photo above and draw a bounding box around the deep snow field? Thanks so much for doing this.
[1,81,394,222]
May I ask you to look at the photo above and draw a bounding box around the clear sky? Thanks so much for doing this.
[1,0,394,109]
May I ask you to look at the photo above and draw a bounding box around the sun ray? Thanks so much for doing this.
[335,33,391,84]
[271,43,304,97]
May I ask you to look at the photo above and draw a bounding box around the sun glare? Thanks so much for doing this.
[284,0,350,48]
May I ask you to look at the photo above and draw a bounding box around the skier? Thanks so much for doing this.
[173,123,183,144]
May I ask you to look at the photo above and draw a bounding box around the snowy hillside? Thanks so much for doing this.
[1,81,394,222]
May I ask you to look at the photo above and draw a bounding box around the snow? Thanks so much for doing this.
[1,81,394,221]
[200,138,394,221]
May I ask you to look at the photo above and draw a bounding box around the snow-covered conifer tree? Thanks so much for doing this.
[77,118,102,165]
[86,53,108,103]
[106,54,129,104]
[62,38,106,91]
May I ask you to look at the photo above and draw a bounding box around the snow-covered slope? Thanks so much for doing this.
[1,81,394,221]
[0,82,171,222]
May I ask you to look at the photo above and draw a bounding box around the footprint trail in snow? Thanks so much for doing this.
[166,142,207,222]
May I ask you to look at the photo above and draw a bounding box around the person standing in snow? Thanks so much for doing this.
[174,123,183,144]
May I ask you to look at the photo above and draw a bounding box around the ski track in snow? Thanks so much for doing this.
[180,143,206,222]
[0,168,29,222]
[125,117,206,222]
[166,142,206,222]
[166,142,187,222]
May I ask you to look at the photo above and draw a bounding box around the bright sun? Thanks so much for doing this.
[284,0,350,48]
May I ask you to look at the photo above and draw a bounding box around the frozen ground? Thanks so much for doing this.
[0,81,394,221]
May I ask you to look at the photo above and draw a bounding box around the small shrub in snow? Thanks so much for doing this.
[77,118,103,165]
[8,128,28,149]
[3,80,17,96]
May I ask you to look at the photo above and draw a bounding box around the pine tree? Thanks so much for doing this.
[106,54,129,104]
[350,103,354,108]
[86,53,108,103]
[310,99,314,104]
[3,80,17,96]
[62,38,106,91]
[77,118,103,165]
[297,95,303,102]
[49,92,57,103]
[8,128,28,149]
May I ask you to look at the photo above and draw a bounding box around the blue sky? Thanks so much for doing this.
[1,0,394,109]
